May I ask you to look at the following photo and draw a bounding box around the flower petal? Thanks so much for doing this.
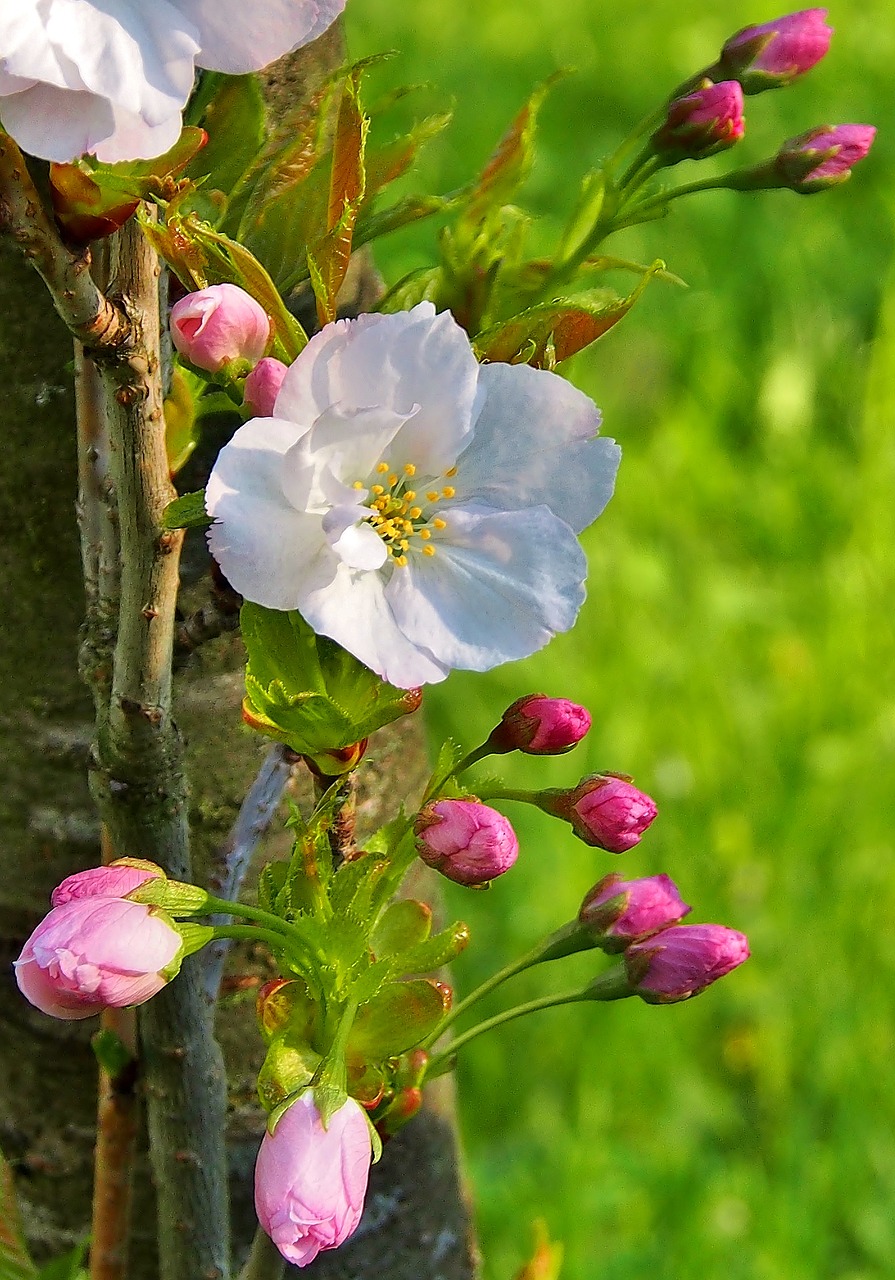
[207,416,337,608]
[322,506,389,571]
[275,304,482,476]
[177,0,346,74]
[387,505,587,671]
[0,83,115,161]
[456,360,620,533]
[299,402,413,489]
[298,563,449,687]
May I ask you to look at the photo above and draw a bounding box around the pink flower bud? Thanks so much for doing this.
[254,1092,371,1267]
[51,858,164,906]
[489,693,591,755]
[415,799,519,886]
[624,924,750,1003]
[542,774,657,853]
[775,125,876,192]
[720,9,833,91]
[14,898,183,1020]
[243,357,290,417]
[652,81,745,163]
[579,873,691,952]
[170,284,270,374]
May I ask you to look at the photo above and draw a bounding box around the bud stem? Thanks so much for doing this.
[424,970,628,1079]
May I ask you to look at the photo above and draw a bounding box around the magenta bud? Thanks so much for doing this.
[720,9,833,92]
[170,283,270,374]
[652,80,745,163]
[14,898,183,1020]
[255,1092,371,1267]
[579,872,691,953]
[243,357,290,417]
[542,774,657,853]
[775,124,876,192]
[51,858,165,907]
[489,693,591,756]
[624,924,750,1003]
[415,799,519,886]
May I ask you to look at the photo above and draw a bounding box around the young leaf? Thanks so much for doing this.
[474,265,665,367]
[161,490,210,531]
[464,75,561,225]
[396,921,471,976]
[348,980,449,1059]
[0,1149,38,1280]
[371,899,433,959]
[187,74,266,203]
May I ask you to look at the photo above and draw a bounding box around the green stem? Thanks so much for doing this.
[453,742,498,775]
[237,1228,285,1280]
[426,989,590,1077]
[421,921,590,1048]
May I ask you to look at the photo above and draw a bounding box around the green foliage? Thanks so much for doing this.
[347,0,895,1275]
[0,1149,38,1280]
[90,1028,133,1080]
[240,603,422,760]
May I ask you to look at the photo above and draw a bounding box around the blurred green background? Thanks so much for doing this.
[346,3,894,1277]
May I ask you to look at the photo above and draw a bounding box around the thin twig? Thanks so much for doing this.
[203,744,296,1005]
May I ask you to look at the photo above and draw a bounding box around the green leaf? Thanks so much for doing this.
[161,490,209,531]
[396,921,471,976]
[464,75,561,225]
[474,265,665,367]
[91,1029,133,1080]
[376,266,443,314]
[371,899,433,958]
[258,860,289,914]
[348,980,450,1059]
[187,75,266,202]
[354,194,454,252]
[37,1242,88,1280]
[0,1149,38,1280]
[362,110,453,199]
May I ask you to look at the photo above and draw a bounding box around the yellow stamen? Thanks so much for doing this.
[419,528,432,540]
[403,463,416,476]
[388,474,398,487]
[399,539,410,550]
[433,517,447,530]
[442,486,455,499]
[445,466,458,478]
[394,554,408,567]
[426,490,440,502]
[404,490,416,501]
[408,507,422,520]
[352,480,364,490]
[371,484,385,496]
[423,545,436,556]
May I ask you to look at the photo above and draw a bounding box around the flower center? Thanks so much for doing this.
[355,460,455,567]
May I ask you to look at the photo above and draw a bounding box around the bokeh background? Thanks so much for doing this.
[345,3,894,1277]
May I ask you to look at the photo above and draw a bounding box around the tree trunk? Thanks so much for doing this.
[0,37,479,1280]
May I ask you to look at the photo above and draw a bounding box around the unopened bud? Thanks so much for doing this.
[652,80,745,163]
[243,357,289,417]
[538,774,657,853]
[775,124,876,192]
[624,924,750,1003]
[719,8,833,93]
[170,284,270,374]
[579,873,691,952]
[415,799,519,886]
[488,693,591,756]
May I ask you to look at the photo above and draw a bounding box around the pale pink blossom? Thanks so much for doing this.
[244,357,290,417]
[254,1092,371,1267]
[15,897,183,1020]
[171,284,270,373]
[51,859,164,906]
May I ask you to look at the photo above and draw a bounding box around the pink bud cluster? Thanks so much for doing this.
[579,873,749,1001]
[14,860,183,1020]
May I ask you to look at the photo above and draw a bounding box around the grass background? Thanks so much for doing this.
[344,4,895,1276]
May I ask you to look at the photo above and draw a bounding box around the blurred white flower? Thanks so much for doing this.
[207,303,621,688]
[0,0,346,162]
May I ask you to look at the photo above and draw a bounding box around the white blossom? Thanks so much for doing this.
[207,303,621,688]
[0,0,346,163]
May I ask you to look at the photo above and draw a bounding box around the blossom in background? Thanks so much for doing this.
[254,1092,371,1267]
[14,896,183,1019]
[776,124,877,192]
[488,693,591,756]
[624,924,750,1002]
[720,9,833,92]
[578,872,691,952]
[415,798,519,885]
[652,80,745,163]
[207,303,620,688]
[0,0,346,163]
[171,284,270,374]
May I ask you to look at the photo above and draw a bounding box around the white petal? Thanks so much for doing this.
[46,0,198,122]
[456,361,621,533]
[0,83,114,162]
[322,506,388,571]
[93,103,184,163]
[298,565,449,688]
[176,0,346,74]
[299,403,413,488]
[275,305,481,476]
[0,70,38,94]
[207,416,335,608]
[0,2,82,90]
[386,505,587,671]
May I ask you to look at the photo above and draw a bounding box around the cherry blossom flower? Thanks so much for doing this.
[206,303,620,688]
[0,0,346,163]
